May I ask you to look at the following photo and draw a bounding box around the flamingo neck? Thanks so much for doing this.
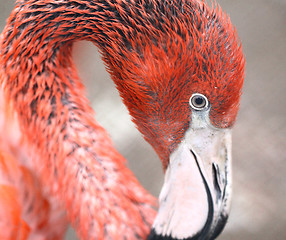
[0,1,157,239]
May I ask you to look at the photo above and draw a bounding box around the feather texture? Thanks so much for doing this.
[0,0,244,239]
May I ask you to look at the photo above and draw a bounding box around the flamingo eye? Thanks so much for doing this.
[189,93,209,110]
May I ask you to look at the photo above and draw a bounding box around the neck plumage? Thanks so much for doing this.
[0,0,156,239]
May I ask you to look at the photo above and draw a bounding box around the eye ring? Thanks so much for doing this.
[189,93,209,110]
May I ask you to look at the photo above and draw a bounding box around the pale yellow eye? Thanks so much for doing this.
[189,93,209,110]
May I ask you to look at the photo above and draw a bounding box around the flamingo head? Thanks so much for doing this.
[103,1,245,239]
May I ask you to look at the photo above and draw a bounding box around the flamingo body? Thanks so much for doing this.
[0,0,245,239]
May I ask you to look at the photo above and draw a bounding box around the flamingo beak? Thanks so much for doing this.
[149,111,232,240]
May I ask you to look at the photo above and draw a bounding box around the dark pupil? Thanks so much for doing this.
[194,97,204,106]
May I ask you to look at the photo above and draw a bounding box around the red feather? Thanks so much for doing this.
[0,0,244,238]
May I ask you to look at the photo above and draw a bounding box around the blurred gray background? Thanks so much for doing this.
[0,0,285,239]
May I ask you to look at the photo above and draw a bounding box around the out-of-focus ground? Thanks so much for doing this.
[0,0,285,239]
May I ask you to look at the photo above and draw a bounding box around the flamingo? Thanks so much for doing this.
[0,0,245,239]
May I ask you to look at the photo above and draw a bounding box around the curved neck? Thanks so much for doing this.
[0,0,150,127]
[0,1,157,239]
